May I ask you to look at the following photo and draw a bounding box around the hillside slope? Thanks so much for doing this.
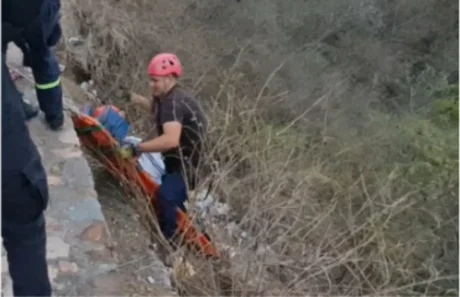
[60,0,458,295]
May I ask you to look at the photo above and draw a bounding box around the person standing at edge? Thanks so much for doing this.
[2,0,57,295]
[2,38,52,297]
[3,0,64,130]
[119,53,208,243]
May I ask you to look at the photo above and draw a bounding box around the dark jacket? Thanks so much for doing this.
[2,0,60,51]
[2,0,45,27]
[1,58,42,179]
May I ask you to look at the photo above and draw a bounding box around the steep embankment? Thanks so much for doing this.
[59,0,458,296]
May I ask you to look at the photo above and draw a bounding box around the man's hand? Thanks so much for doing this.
[130,92,143,103]
[117,143,141,159]
[130,92,152,110]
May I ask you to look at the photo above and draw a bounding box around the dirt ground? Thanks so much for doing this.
[92,168,176,296]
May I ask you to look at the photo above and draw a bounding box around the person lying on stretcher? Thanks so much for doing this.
[81,104,165,185]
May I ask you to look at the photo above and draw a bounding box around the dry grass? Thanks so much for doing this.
[61,0,458,296]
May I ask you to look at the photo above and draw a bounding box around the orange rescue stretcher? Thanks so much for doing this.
[71,110,220,258]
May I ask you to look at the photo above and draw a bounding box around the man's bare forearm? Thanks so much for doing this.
[139,135,178,153]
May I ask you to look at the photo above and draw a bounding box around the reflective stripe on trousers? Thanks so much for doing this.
[36,77,60,90]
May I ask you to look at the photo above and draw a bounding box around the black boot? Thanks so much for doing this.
[22,100,39,121]
[45,114,64,131]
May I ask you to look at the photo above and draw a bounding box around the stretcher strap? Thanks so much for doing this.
[74,125,104,136]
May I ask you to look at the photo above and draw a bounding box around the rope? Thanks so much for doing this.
[7,61,82,116]
[145,153,166,176]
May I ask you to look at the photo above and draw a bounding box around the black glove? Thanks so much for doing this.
[118,142,141,159]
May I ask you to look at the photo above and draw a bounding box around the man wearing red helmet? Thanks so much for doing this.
[121,53,208,242]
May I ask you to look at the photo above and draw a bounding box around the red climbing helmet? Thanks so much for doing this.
[148,53,183,78]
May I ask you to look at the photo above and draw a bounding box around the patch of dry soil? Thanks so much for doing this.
[93,169,175,296]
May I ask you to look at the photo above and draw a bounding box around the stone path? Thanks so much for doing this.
[1,44,122,296]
